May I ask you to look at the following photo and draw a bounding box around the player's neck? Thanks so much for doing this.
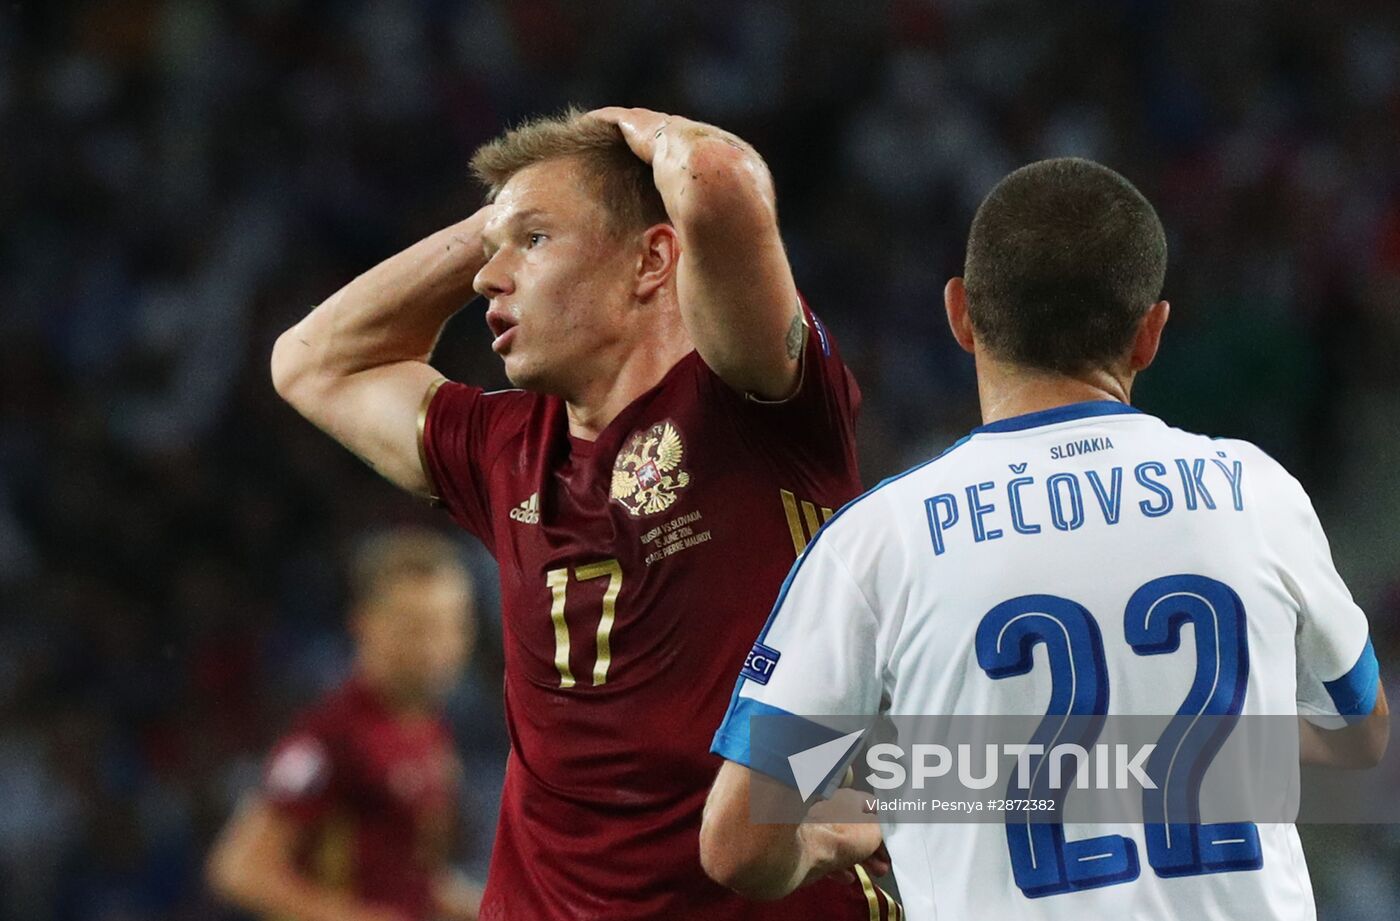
[564,329,693,440]
[355,665,435,719]
[975,357,1133,426]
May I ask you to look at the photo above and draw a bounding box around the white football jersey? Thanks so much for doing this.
[712,400,1378,921]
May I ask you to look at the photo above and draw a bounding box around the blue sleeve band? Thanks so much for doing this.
[711,697,848,790]
[1323,636,1380,718]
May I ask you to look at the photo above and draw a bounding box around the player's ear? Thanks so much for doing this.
[1128,300,1170,372]
[635,223,679,302]
[944,277,976,354]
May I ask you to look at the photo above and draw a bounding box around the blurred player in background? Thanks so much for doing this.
[703,159,1389,918]
[207,528,481,921]
[270,106,894,919]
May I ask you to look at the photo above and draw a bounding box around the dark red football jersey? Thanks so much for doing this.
[262,677,461,921]
[421,304,875,920]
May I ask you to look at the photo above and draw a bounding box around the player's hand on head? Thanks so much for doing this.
[590,106,753,167]
[449,202,497,271]
[587,106,673,163]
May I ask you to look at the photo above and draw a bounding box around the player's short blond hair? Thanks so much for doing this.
[470,107,669,235]
[349,526,472,607]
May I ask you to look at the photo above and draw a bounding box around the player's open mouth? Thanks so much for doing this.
[486,309,518,353]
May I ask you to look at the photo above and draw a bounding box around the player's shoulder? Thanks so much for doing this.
[1144,424,1331,551]
[1161,423,1311,504]
[434,379,538,416]
[1200,431,1290,474]
[287,679,374,739]
[264,685,361,800]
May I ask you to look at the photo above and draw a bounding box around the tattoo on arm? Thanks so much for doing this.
[785,311,806,361]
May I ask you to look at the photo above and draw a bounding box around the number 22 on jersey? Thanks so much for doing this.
[976,573,1263,899]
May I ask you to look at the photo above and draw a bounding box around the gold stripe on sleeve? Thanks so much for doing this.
[884,884,903,921]
[780,489,808,557]
[416,377,449,504]
[853,864,881,921]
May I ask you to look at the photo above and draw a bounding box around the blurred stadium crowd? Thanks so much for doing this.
[3,1,1400,918]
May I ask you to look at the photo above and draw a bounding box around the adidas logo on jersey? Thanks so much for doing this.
[510,493,540,524]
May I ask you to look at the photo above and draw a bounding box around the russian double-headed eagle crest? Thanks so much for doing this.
[610,421,691,517]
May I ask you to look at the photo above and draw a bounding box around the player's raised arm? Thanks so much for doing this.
[591,107,802,400]
[270,205,493,497]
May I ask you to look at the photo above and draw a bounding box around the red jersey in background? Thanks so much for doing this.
[262,676,461,921]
